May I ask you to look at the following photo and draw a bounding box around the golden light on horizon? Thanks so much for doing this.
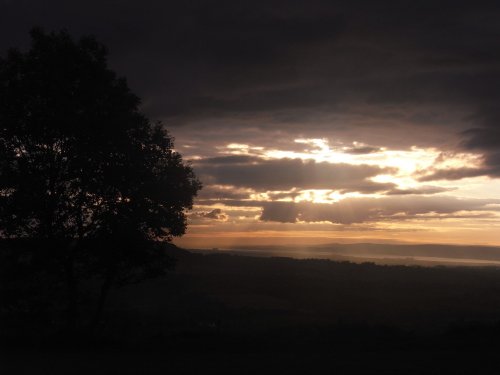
[184,137,500,249]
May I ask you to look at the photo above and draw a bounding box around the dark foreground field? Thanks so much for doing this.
[4,247,500,374]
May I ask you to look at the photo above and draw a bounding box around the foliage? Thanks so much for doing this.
[0,29,201,329]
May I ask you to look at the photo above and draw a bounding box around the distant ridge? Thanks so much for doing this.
[193,242,500,267]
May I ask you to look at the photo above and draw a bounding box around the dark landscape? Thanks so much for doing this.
[2,1,500,374]
[4,243,500,374]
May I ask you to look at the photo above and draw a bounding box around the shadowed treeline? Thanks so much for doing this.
[105,248,500,336]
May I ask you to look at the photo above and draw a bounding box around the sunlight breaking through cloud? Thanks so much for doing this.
[180,134,500,247]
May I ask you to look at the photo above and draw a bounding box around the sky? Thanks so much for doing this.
[1,0,500,248]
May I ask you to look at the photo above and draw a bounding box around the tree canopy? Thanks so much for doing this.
[0,29,201,330]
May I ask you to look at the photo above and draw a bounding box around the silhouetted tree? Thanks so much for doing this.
[0,29,201,331]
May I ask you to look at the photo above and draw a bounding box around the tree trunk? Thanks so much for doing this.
[65,247,78,332]
[90,272,114,334]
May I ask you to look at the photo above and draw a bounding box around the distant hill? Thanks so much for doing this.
[205,243,500,266]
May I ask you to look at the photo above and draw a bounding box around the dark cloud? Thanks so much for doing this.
[2,0,500,178]
[344,146,382,155]
[460,128,500,177]
[197,185,251,201]
[260,202,300,223]
[2,2,499,140]
[196,155,259,165]
[195,156,395,192]
[260,196,500,224]
[386,186,454,195]
[192,208,228,221]
[417,127,500,180]
[266,189,302,200]
[418,167,485,182]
